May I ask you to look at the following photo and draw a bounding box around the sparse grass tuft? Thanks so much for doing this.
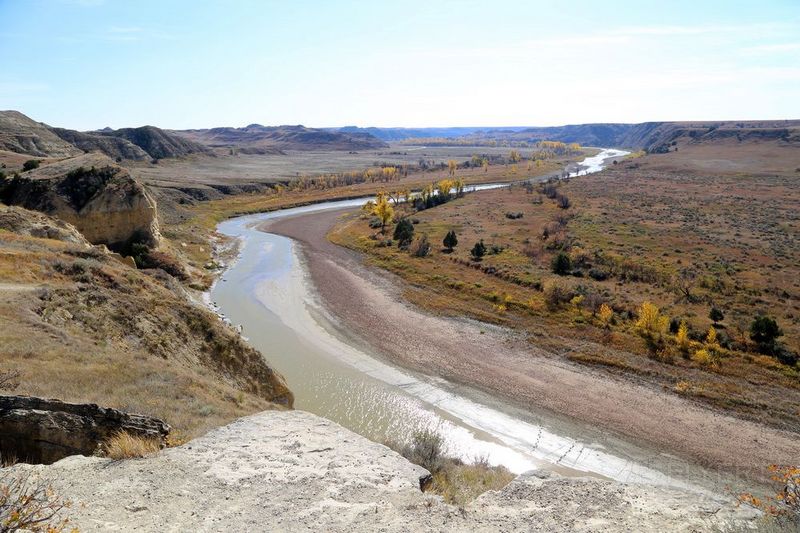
[102,431,161,460]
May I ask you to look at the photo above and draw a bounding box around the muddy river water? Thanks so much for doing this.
[208,149,727,493]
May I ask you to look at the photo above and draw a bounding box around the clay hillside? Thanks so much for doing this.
[0,110,209,162]
[175,123,388,154]
[336,120,800,151]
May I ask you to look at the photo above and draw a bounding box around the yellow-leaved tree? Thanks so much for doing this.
[447,160,457,176]
[598,303,613,328]
[675,321,690,355]
[705,326,718,347]
[635,301,669,356]
[371,193,394,234]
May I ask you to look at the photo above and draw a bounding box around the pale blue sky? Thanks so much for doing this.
[1,0,798,129]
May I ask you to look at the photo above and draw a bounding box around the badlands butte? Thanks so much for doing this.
[0,110,799,531]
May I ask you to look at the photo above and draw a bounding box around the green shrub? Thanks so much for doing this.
[393,218,414,248]
[470,240,486,261]
[750,315,782,355]
[22,159,40,172]
[551,252,572,275]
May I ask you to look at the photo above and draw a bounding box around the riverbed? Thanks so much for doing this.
[208,149,724,492]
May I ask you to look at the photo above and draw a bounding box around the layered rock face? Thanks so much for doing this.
[8,410,758,532]
[0,396,170,464]
[0,110,82,158]
[0,153,160,250]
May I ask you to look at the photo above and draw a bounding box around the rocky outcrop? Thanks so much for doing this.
[0,153,160,250]
[0,110,82,158]
[8,410,759,531]
[0,396,170,464]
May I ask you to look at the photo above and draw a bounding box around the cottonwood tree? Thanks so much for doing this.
[371,193,394,234]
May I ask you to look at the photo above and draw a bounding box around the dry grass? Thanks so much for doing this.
[102,431,161,460]
[385,429,515,506]
[0,470,73,532]
[329,148,800,432]
[0,210,291,441]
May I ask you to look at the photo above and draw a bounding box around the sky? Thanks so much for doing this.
[1,0,799,130]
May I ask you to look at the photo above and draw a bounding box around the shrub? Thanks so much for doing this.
[588,268,609,281]
[443,230,458,252]
[551,252,572,275]
[0,369,20,391]
[470,240,486,261]
[22,159,40,172]
[103,431,161,460]
[542,184,558,199]
[750,315,782,354]
[543,280,573,309]
[709,307,724,325]
[385,430,514,506]
[397,429,445,474]
[556,194,571,209]
[504,212,523,219]
[368,216,383,229]
[393,218,415,249]
[0,470,72,532]
[411,234,431,257]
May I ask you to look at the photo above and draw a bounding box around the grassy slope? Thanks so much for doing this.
[328,155,800,433]
[0,210,292,443]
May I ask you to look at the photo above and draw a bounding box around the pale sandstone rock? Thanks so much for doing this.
[7,410,759,532]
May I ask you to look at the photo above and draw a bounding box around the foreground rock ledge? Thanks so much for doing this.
[7,410,757,532]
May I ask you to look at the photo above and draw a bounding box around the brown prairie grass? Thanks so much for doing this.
[102,431,161,460]
[329,154,800,432]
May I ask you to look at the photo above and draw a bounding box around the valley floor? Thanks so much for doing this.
[263,208,797,489]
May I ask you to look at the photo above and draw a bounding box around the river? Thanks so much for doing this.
[208,149,713,491]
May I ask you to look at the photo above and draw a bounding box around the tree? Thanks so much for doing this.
[447,159,457,176]
[509,150,521,163]
[705,326,718,347]
[443,230,458,252]
[675,321,690,355]
[393,218,415,248]
[371,193,394,234]
[598,303,613,327]
[482,158,489,173]
[470,240,486,261]
[709,307,724,325]
[22,159,40,172]
[635,301,669,356]
[750,315,783,354]
[551,252,572,275]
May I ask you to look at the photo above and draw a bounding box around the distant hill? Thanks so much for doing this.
[95,126,211,159]
[0,110,81,158]
[177,124,387,153]
[0,111,210,161]
[616,120,800,152]
[336,121,800,150]
[334,126,526,141]
[51,127,150,161]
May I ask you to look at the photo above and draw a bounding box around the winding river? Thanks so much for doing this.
[208,149,713,491]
